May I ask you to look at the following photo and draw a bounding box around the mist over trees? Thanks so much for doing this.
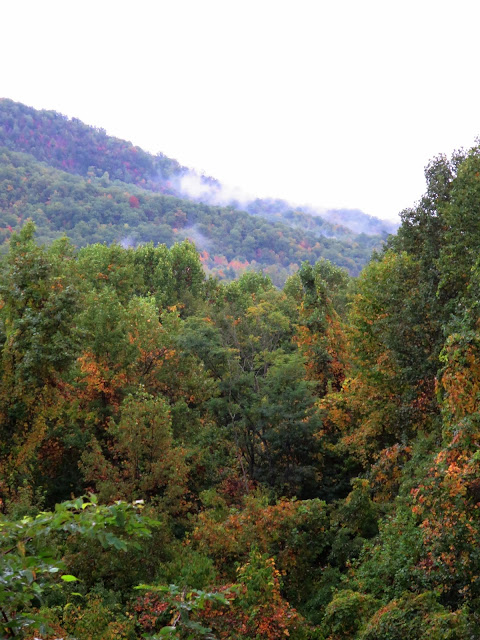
[1,100,480,638]
[0,99,389,283]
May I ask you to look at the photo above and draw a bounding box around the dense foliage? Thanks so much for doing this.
[0,99,388,282]
[1,102,480,638]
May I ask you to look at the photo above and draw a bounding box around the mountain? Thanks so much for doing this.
[0,99,393,281]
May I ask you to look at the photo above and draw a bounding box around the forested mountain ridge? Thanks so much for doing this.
[0,98,183,192]
[0,98,396,235]
[0,98,391,281]
[0,146,381,282]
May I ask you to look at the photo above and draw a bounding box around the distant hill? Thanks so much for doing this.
[0,99,394,281]
[319,207,398,235]
[0,98,183,192]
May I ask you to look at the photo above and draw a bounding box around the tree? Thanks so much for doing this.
[290,260,349,396]
[182,278,321,498]
[0,222,80,391]
[0,495,157,639]
[80,391,189,516]
[438,146,480,303]
[0,223,81,505]
[320,251,440,472]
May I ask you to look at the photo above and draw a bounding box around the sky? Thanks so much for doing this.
[2,0,480,221]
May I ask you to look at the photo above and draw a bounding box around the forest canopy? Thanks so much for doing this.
[1,101,480,638]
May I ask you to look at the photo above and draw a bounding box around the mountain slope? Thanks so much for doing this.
[0,99,392,280]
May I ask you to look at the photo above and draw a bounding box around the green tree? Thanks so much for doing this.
[80,391,189,516]
[182,279,320,497]
[0,221,80,391]
[438,147,480,303]
[0,223,81,505]
[0,495,157,639]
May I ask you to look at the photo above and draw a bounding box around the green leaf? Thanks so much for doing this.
[61,575,78,582]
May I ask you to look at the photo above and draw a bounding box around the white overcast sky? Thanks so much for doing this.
[2,0,480,221]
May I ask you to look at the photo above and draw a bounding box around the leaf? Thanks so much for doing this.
[115,509,126,528]
[61,574,78,582]
[23,570,34,584]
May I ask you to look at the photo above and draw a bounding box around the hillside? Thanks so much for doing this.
[0,99,391,280]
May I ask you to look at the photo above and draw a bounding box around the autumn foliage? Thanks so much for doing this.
[3,127,480,638]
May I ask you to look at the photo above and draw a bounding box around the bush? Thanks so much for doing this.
[360,591,470,640]
[321,589,378,639]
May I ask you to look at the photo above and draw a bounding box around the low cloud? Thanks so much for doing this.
[177,171,254,209]
[177,224,211,251]
[119,236,135,249]
[163,169,398,238]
